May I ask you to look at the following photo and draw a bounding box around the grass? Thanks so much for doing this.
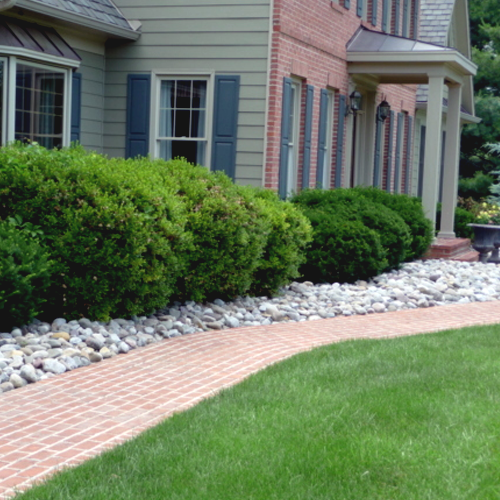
[14,324,500,500]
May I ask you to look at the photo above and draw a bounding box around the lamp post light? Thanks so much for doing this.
[377,99,391,122]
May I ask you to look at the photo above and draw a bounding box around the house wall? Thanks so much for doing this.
[104,0,272,186]
[265,0,418,193]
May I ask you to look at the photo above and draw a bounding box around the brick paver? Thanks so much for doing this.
[2,300,500,498]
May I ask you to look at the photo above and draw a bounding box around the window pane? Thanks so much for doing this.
[174,110,190,137]
[192,81,207,109]
[15,64,65,149]
[191,110,205,138]
[158,139,206,165]
[176,80,192,109]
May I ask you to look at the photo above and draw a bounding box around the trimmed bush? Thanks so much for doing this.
[156,159,270,302]
[351,186,433,261]
[248,189,312,296]
[298,208,387,284]
[0,219,52,329]
[0,144,189,320]
[292,188,411,271]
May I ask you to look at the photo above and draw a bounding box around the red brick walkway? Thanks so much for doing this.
[2,300,500,498]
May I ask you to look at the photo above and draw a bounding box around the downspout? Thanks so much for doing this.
[0,0,17,11]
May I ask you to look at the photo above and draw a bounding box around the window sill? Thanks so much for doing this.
[330,1,344,14]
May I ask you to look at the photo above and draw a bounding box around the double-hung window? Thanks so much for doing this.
[155,76,210,166]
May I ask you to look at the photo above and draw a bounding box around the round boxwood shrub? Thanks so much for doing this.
[298,208,387,284]
[0,144,189,321]
[158,159,271,303]
[247,189,312,296]
[292,188,411,271]
[0,219,52,329]
[351,186,433,261]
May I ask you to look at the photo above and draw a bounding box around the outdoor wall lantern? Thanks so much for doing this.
[377,100,391,122]
[346,90,362,116]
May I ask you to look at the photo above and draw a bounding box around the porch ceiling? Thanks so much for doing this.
[346,27,477,85]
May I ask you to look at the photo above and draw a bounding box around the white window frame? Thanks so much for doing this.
[150,70,214,168]
[5,56,72,148]
[322,90,335,189]
[286,79,301,196]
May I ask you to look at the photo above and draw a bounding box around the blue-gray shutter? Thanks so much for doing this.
[302,84,314,189]
[402,0,409,37]
[357,0,363,17]
[316,89,329,188]
[404,115,413,194]
[372,0,378,26]
[344,0,350,10]
[394,112,404,193]
[394,0,400,35]
[382,0,389,32]
[71,72,81,143]
[126,74,151,159]
[211,75,240,179]
[413,0,419,39]
[386,111,395,191]
[279,77,293,199]
[335,95,346,188]
[373,119,383,187]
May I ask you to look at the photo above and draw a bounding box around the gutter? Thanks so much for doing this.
[16,0,140,40]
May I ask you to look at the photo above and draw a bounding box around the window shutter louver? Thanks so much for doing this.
[404,115,413,194]
[413,0,420,39]
[394,112,404,193]
[71,72,81,143]
[357,0,363,17]
[402,0,409,37]
[316,89,329,188]
[302,85,314,189]
[382,0,389,32]
[211,75,240,179]
[372,0,378,26]
[126,74,151,159]
[373,119,383,187]
[394,0,401,35]
[279,77,293,199]
[344,0,351,10]
[386,111,395,191]
[335,94,346,188]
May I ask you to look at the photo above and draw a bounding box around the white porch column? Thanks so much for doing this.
[421,75,445,231]
[438,83,462,238]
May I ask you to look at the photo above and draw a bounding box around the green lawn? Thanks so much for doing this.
[15,324,500,500]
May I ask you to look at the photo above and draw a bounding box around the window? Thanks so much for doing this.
[317,90,335,188]
[0,58,71,148]
[156,78,209,165]
[15,63,65,149]
[286,81,301,195]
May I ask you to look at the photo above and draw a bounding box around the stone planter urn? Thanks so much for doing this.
[468,223,500,263]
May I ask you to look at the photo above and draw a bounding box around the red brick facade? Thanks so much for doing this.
[265,0,418,193]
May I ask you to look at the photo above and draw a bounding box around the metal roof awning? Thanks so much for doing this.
[346,26,477,85]
[0,16,81,66]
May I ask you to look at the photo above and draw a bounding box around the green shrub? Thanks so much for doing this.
[0,219,52,329]
[458,172,494,200]
[350,186,433,261]
[157,159,270,302]
[247,189,312,296]
[298,208,386,284]
[292,188,411,271]
[0,144,189,320]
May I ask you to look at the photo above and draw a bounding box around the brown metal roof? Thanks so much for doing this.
[0,16,80,61]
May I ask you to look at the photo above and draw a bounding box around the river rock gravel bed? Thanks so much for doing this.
[1,259,499,392]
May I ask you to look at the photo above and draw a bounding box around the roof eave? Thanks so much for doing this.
[415,101,481,124]
[347,50,477,77]
[16,0,140,40]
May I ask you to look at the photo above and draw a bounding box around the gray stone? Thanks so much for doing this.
[47,348,63,358]
[42,358,66,375]
[19,364,38,383]
[118,342,130,354]
[86,336,104,351]
[10,373,27,388]
[89,352,103,363]
[0,382,14,392]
